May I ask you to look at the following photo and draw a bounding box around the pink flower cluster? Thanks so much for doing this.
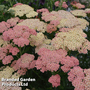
[47,20,60,33]
[0,21,10,33]
[13,3,23,7]
[68,66,85,90]
[54,1,60,7]
[37,8,49,13]
[61,56,79,72]
[11,53,36,75]
[0,44,17,65]
[9,47,19,55]
[35,48,67,72]
[2,55,13,65]
[47,24,57,33]
[35,48,79,73]
[62,2,68,8]
[7,17,20,27]
[3,25,37,47]
[54,1,68,8]
[48,74,60,87]
[71,1,85,9]
[84,69,90,90]
[0,17,23,33]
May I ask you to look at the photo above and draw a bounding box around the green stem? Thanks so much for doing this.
[19,46,22,55]
[22,45,26,54]
[75,53,79,57]
[9,0,13,7]
[32,69,44,80]
[56,69,61,73]
[68,50,71,56]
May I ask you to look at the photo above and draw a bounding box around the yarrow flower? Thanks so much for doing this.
[68,66,85,90]
[9,47,19,55]
[7,17,20,27]
[70,10,87,17]
[62,2,68,8]
[2,55,13,65]
[0,66,22,90]
[3,25,37,47]
[48,74,60,87]
[0,21,10,33]
[8,4,38,18]
[51,28,90,53]
[18,19,47,33]
[54,1,60,7]
[61,56,79,72]
[35,48,67,72]
[11,53,35,75]
[29,32,45,46]
[71,2,85,9]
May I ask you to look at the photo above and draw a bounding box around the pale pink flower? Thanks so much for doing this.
[17,68,27,75]
[84,68,90,90]
[7,17,20,27]
[13,37,30,47]
[12,53,35,71]
[54,1,60,7]
[72,77,85,90]
[13,3,23,7]
[28,60,36,69]
[59,28,71,32]
[2,55,13,65]
[3,29,15,41]
[62,2,68,8]
[70,1,78,6]
[10,60,17,67]
[60,56,79,72]
[68,66,84,82]
[48,74,60,87]
[9,47,19,55]
[46,63,60,72]
[35,48,67,72]
[22,32,30,38]
[71,2,85,9]
[19,53,34,68]
[61,66,71,72]
[0,21,10,33]
[50,20,60,26]
[37,8,49,13]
